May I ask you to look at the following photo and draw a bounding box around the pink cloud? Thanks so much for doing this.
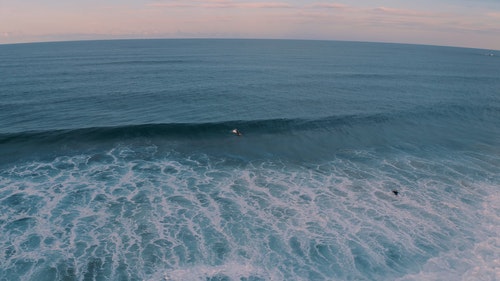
[236,2,291,8]
[486,12,500,19]
[149,0,291,9]
[372,6,432,18]
[148,2,195,8]
[308,3,348,9]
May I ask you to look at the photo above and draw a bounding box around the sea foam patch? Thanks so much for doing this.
[0,145,498,280]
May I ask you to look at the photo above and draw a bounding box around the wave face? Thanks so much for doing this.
[1,39,499,280]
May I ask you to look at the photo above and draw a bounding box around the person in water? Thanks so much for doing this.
[232,129,242,136]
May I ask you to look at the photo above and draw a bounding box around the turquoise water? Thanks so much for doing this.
[0,39,499,280]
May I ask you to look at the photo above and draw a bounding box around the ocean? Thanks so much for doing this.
[0,39,498,281]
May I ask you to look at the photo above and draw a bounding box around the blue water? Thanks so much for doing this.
[0,39,499,281]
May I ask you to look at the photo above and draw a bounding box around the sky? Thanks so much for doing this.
[1,0,500,49]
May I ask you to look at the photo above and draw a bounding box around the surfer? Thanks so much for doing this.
[392,190,399,196]
[232,129,242,136]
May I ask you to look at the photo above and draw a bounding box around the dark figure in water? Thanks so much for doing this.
[392,190,399,196]
[232,129,242,136]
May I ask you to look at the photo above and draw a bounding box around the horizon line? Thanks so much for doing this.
[1,36,499,52]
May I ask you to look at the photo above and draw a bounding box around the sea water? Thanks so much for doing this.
[0,39,499,280]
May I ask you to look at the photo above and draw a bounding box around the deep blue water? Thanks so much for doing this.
[0,39,499,281]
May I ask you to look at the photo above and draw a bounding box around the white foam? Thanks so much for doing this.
[1,146,499,280]
[156,261,276,281]
[396,187,500,281]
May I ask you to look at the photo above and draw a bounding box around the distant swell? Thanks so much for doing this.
[92,59,199,66]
